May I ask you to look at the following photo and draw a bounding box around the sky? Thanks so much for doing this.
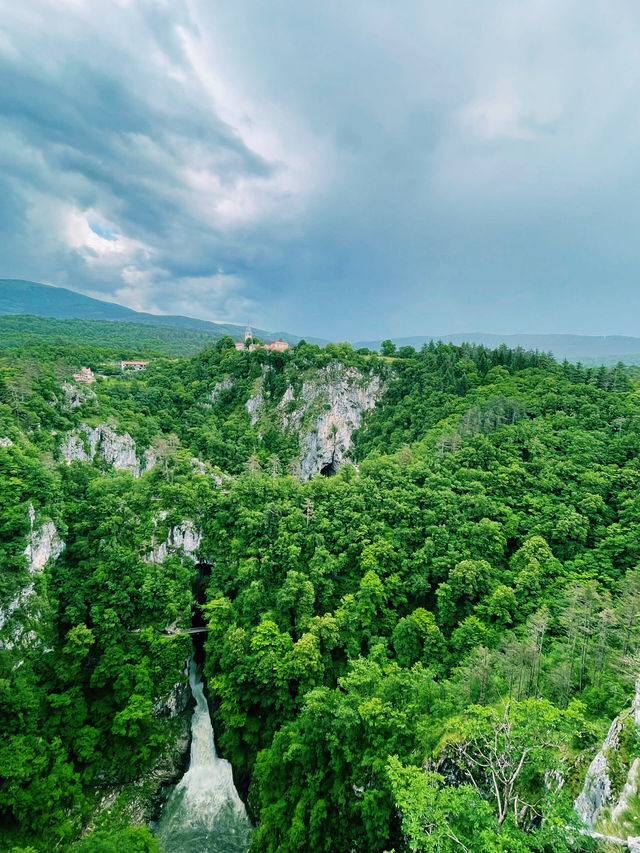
[2,0,640,341]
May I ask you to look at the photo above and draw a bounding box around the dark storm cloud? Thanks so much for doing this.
[0,0,285,320]
[2,0,640,337]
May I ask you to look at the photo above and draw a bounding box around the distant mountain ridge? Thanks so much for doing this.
[0,279,323,345]
[354,332,640,366]
[4,280,640,366]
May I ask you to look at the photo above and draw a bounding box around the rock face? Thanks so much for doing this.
[612,758,640,823]
[24,518,65,574]
[60,423,154,477]
[575,715,623,826]
[245,390,263,426]
[146,519,203,564]
[88,715,191,832]
[210,378,233,401]
[0,509,65,648]
[189,457,223,486]
[153,681,191,718]
[575,676,640,839]
[190,457,207,475]
[62,381,96,409]
[291,365,383,480]
[586,831,640,851]
[244,363,383,479]
[153,659,191,718]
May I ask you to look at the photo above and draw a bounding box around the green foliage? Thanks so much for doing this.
[3,327,640,851]
[70,827,162,853]
[0,314,224,357]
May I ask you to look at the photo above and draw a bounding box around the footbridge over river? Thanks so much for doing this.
[129,626,209,636]
[164,626,209,636]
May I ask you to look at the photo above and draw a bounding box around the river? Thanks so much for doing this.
[154,660,252,853]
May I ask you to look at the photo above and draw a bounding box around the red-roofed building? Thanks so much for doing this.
[264,340,289,351]
[235,324,289,352]
[73,366,95,383]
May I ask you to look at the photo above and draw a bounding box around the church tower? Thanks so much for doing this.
[244,323,252,342]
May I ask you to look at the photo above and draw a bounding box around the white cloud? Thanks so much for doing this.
[64,208,146,262]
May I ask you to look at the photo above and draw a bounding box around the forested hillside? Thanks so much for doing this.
[356,332,640,367]
[2,327,640,852]
[0,315,224,356]
[0,279,322,345]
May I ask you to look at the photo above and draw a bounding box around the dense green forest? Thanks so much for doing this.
[0,314,224,356]
[0,279,321,347]
[2,324,640,852]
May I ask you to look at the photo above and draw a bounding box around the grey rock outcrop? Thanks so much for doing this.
[246,389,263,426]
[611,758,640,823]
[584,830,640,851]
[189,457,223,485]
[0,586,35,633]
[24,517,65,574]
[153,659,191,718]
[0,437,13,447]
[292,365,383,479]
[575,676,640,837]
[575,719,620,827]
[0,510,64,648]
[153,681,191,718]
[62,381,96,409]
[210,378,233,401]
[190,457,206,475]
[145,518,203,564]
[244,364,384,478]
[60,423,154,477]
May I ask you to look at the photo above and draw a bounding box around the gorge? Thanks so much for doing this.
[153,557,252,852]
[3,334,640,853]
[153,660,252,853]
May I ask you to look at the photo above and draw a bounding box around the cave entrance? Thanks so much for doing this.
[320,461,338,477]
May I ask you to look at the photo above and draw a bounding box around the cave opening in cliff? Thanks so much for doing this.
[320,461,338,477]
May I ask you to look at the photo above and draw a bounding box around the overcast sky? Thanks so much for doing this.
[2,0,640,340]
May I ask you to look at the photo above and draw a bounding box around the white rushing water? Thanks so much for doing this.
[154,660,252,853]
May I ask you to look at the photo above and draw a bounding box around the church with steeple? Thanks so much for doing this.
[235,323,256,351]
[235,323,289,352]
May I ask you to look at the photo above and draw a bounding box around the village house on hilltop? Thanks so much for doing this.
[73,366,95,383]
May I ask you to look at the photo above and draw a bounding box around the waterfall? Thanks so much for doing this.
[154,660,252,853]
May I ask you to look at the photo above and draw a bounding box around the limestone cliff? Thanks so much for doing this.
[145,516,203,565]
[246,362,384,479]
[575,677,640,846]
[297,365,382,478]
[60,423,155,477]
[0,507,64,650]
[153,658,191,719]
[62,381,96,410]
[25,515,65,574]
